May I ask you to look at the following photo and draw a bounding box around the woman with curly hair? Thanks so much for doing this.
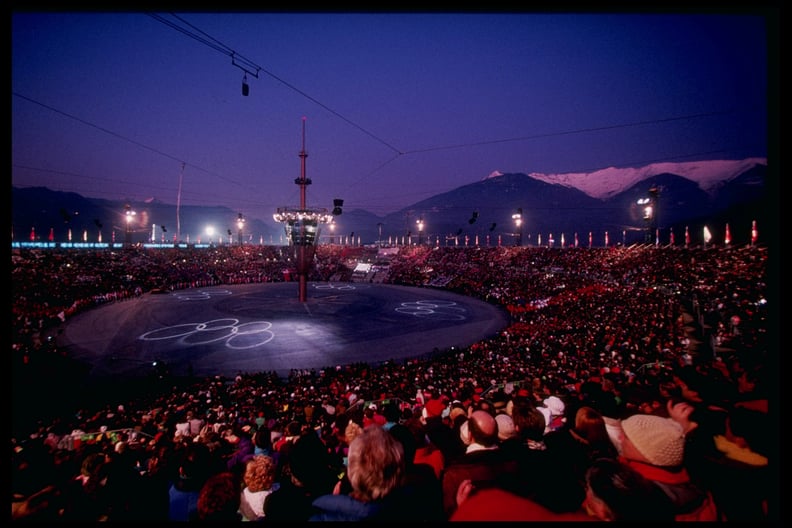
[238,455,277,521]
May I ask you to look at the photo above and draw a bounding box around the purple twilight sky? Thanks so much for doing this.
[11,10,774,222]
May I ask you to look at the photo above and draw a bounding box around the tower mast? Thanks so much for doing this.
[176,161,185,243]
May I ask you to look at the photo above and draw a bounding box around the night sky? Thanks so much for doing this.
[12,10,772,222]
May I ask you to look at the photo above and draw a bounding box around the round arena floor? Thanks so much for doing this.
[59,282,510,380]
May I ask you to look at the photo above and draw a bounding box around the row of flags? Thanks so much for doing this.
[27,227,117,244]
[25,220,761,247]
[441,221,759,248]
[663,220,759,247]
[607,221,759,247]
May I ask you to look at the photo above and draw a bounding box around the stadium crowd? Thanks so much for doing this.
[11,242,777,521]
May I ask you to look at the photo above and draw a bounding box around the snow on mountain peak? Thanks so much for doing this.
[526,158,766,200]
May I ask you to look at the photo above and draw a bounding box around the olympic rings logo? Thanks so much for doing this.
[172,288,234,301]
[139,318,275,349]
[313,283,361,291]
[395,300,467,320]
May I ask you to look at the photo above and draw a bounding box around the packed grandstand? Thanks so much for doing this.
[11,243,776,521]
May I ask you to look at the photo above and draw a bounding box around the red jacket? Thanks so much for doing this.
[450,487,594,522]
[621,456,721,521]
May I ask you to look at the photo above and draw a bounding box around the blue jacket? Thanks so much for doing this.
[309,485,435,521]
[168,486,200,521]
[309,494,383,521]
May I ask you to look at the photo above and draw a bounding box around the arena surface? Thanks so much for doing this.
[59,282,510,380]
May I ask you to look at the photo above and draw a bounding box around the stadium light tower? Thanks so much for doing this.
[124,204,136,246]
[328,221,336,245]
[637,185,660,244]
[236,213,245,246]
[512,208,523,246]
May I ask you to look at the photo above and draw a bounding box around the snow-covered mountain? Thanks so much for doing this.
[13,157,769,247]
[486,158,767,200]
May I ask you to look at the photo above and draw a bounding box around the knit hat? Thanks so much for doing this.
[543,396,565,416]
[538,406,552,430]
[621,414,685,467]
[495,414,517,441]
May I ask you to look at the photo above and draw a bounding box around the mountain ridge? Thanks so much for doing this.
[485,157,767,200]
[12,158,768,247]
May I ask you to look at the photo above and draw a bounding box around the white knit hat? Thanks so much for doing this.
[543,396,565,416]
[621,414,685,467]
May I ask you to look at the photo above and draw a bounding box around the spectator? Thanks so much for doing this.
[196,471,242,521]
[187,409,205,438]
[508,398,586,513]
[677,401,772,521]
[422,399,465,464]
[450,479,594,522]
[341,416,364,461]
[167,442,214,521]
[101,439,151,520]
[381,400,401,431]
[59,451,110,521]
[495,413,518,443]
[403,414,445,480]
[224,424,255,476]
[388,419,446,521]
[707,405,771,520]
[537,395,567,434]
[273,420,303,455]
[264,430,339,521]
[8,243,774,521]
[618,412,721,521]
[362,403,387,428]
[309,425,412,521]
[252,424,273,457]
[583,457,675,521]
[238,454,277,521]
[11,484,63,521]
[440,410,518,518]
[494,411,524,462]
[544,405,619,489]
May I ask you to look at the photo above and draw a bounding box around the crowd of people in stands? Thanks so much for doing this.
[11,242,776,521]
